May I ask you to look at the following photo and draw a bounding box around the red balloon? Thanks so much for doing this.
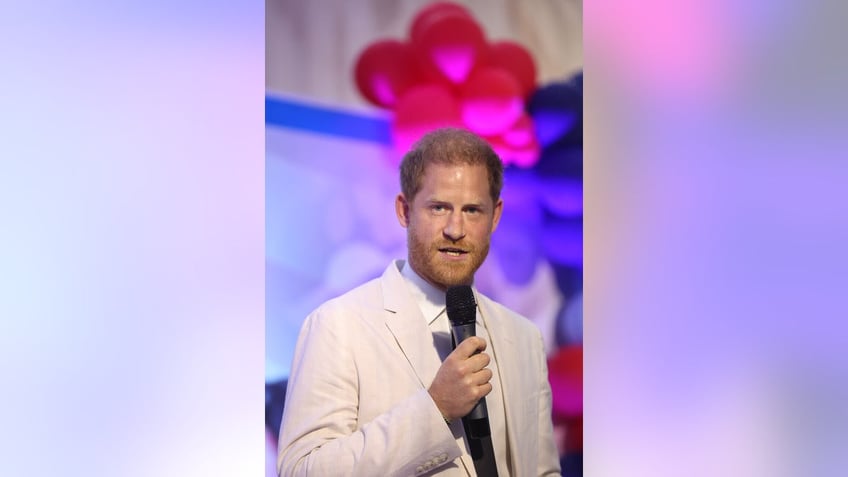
[508,142,541,168]
[486,128,540,169]
[411,12,487,85]
[459,66,523,136]
[501,113,536,148]
[354,39,420,108]
[409,1,473,41]
[483,135,511,162]
[548,345,583,419]
[503,142,540,169]
[485,41,538,99]
[392,84,463,154]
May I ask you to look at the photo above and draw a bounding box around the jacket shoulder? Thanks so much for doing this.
[307,277,383,323]
[476,292,543,340]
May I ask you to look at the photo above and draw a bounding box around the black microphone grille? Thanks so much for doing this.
[446,285,476,325]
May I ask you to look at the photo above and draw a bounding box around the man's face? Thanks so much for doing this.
[396,162,503,291]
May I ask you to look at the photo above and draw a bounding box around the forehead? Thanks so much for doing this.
[417,162,491,200]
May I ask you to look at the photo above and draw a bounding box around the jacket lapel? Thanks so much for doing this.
[380,261,442,389]
[477,293,525,472]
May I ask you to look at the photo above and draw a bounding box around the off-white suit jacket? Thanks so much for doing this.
[277,260,560,476]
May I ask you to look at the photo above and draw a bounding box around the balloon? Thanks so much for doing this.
[539,177,583,217]
[485,41,537,98]
[501,113,536,148]
[533,143,583,178]
[459,66,523,136]
[548,344,583,418]
[354,39,420,108]
[528,79,583,147]
[507,141,541,169]
[485,130,540,169]
[503,142,541,169]
[531,108,580,148]
[391,83,463,154]
[541,218,583,266]
[409,1,473,41]
[411,12,487,84]
[484,135,512,165]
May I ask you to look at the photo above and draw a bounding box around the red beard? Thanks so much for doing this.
[406,235,490,290]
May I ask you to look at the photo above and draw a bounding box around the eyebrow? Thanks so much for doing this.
[424,199,488,209]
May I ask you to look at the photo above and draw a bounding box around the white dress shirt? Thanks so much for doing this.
[401,263,512,476]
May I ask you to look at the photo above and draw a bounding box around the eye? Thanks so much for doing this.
[430,204,448,214]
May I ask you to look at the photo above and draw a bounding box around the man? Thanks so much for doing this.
[277,128,560,476]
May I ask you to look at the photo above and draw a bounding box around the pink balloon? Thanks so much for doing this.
[409,1,473,41]
[484,41,537,98]
[459,67,523,136]
[506,142,540,168]
[411,12,487,85]
[486,131,540,168]
[354,39,420,108]
[548,345,583,418]
[392,84,463,153]
[501,114,536,148]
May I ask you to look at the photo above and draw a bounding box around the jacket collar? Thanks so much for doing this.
[380,260,443,388]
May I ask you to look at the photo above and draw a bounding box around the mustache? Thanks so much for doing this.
[431,242,476,253]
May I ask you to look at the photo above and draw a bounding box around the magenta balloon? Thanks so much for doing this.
[485,41,537,98]
[411,12,487,85]
[548,345,583,417]
[459,67,523,136]
[409,1,473,41]
[354,39,420,108]
[392,83,463,152]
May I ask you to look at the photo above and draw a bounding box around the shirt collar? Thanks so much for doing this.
[400,261,447,325]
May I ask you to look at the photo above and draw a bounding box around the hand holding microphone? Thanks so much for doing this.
[428,286,494,439]
[428,335,493,421]
[431,286,500,474]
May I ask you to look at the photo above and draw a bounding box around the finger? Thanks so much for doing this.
[477,382,493,398]
[454,336,487,357]
[471,367,493,385]
[464,352,490,372]
[476,352,491,368]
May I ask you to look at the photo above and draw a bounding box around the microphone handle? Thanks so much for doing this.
[450,322,491,436]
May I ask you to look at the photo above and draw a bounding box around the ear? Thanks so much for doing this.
[395,193,411,228]
[491,198,504,233]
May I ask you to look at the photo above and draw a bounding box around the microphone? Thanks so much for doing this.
[446,285,491,438]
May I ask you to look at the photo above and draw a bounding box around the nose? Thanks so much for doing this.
[443,211,465,241]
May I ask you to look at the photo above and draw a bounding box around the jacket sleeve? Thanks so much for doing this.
[276,307,463,477]
[535,332,563,476]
